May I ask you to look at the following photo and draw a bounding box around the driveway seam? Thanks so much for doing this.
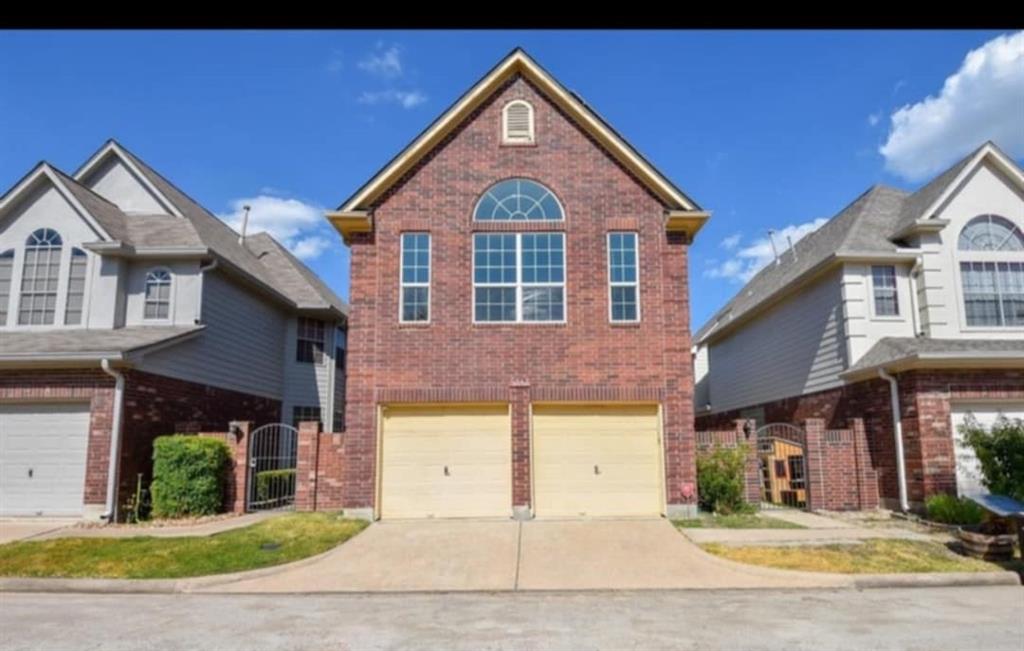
[513,521,523,591]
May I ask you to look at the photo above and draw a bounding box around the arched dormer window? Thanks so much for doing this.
[957,214,1024,327]
[502,100,535,144]
[474,178,563,221]
[144,268,172,320]
[0,249,14,326]
[18,228,63,325]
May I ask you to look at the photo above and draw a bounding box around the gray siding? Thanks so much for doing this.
[707,269,848,414]
[281,319,341,426]
[137,270,286,398]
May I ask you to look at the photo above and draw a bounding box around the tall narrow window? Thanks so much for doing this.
[0,249,13,326]
[473,233,565,322]
[296,317,325,363]
[144,269,172,320]
[871,265,899,317]
[18,228,62,325]
[400,233,430,322]
[502,100,535,144]
[64,248,88,325]
[608,232,639,322]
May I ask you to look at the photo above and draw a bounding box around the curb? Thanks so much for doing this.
[852,571,1021,589]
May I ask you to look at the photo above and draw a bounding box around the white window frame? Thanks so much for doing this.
[954,215,1024,332]
[501,100,535,145]
[63,247,90,326]
[607,232,641,323]
[869,265,900,320]
[17,228,64,327]
[398,232,431,324]
[143,267,174,322]
[0,249,14,327]
[472,232,567,324]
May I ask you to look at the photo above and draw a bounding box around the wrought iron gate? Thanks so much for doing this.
[246,423,298,511]
[755,423,808,510]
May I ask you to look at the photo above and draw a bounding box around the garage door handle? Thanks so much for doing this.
[444,465,450,477]
[594,465,600,475]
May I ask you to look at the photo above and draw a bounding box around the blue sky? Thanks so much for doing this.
[2,30,1021,328]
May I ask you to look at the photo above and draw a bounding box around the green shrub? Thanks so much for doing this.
[150,436,231,519]
[255,469,296,504]
[961,415,1024,502]
[924,493,984,525]
[697,444,753,515]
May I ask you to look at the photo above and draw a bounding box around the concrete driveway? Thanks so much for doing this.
[0,519,75,544]
[209,517,849,593]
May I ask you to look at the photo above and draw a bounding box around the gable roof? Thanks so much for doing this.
[842,337,1024,380]
[244,232,348,315]
[331,48,704,227]
[696,141,1024,345]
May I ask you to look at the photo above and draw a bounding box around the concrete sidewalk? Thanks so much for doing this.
[684,510,934,546]
[0,519,77,544]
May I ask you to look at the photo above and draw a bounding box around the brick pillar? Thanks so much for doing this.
[226,421,252,514]
[850,418,879,509]
[804,418,827,511]
[510,380,531,520]
[736,419,761,505]
[295,420,322,512]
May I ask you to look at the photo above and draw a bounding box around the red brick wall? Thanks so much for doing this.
[344,74,696,513]
[295,421,345,511]
[0,370,115,507]
[696,369,1023,507]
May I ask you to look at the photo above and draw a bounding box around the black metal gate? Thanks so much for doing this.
[246,423,298,511]
[755,423,808,510]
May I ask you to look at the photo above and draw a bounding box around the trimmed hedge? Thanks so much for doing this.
[697,444,752,515]
[150,436,231,519]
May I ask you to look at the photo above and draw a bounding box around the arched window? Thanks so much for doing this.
[958,215,1024,327]
[473,178,563,221]
[958,215,1024,251]
[64,248,88,325]
[144,269,172,320]
[18,228,63,325]
[502,100,535,144]
[0,249,14,326]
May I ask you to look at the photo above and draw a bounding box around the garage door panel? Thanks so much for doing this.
[533,404,662,518]
[380,404,511,519]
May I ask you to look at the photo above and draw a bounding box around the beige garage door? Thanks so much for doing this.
[533,404,663,517]
[380,404,511,519]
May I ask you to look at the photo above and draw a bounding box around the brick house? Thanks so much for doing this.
[694,142,1024,511]
[0,140,347,520]
[327,49,709,520]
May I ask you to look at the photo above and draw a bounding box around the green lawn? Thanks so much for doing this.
[673,512,806,530]
[701,539,1004,574]
[0,512,367,579]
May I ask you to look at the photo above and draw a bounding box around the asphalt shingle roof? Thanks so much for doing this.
[0,326,203,359]
[845,337,1024,374]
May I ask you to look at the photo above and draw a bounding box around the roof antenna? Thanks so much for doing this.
[238,204,251,246]
[787,234,797,261]
[767,229,780,265]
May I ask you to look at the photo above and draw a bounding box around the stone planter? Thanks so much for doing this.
[957,524,1016,561]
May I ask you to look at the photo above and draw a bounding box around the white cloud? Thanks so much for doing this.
[879,31,1024,181]
[358,89,427,109]
[720,233,742,251]
[867,111,882,127]
[704,218,828,283]
[358,44,403,78]
[218,195,333,260]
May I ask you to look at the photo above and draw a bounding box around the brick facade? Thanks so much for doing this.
[696,368,1023,508]
[343,74,697,516]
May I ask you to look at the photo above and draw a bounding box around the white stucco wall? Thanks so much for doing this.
[123,260,201,327]
[841,262,917,365]
[79,156,168,215]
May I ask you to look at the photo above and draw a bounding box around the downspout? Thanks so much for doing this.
[195,259,218,323]
[100,359,125,522]
[908,257,923,337]
[878,368,910,512]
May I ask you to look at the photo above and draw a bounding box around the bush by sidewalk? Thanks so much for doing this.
[150,436,231,519]
[696,444,752,515]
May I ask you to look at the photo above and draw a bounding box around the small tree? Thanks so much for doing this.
[960,415,1024,502]
[696,444,751,515]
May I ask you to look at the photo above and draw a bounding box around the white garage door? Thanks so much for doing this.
[0,403,91,517]
[379,404,511,519]
[950,402,1024,497]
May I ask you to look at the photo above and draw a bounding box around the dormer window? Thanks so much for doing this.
[502,100,534,144]
[958,214,1024,328]
[144,269,172,320]
[18,228,62,325]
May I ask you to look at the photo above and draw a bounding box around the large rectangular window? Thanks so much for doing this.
[473,233,564,323]
[871,265,899,317]
[961,261,1024,327]
[400,233,430,322]
[296,317,325,363]
[608,232,639,322]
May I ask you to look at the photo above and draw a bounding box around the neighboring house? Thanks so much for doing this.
[694,142,1024,510]
[327,48,709,521]
[0,140,347,520]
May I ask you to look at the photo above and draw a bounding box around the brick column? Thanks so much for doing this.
[736,419,762,505]
[226,421,252,514]
[850,418,879,509]
[804,418,827,511]
[510,380,532,519]
[295,420,322,512]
